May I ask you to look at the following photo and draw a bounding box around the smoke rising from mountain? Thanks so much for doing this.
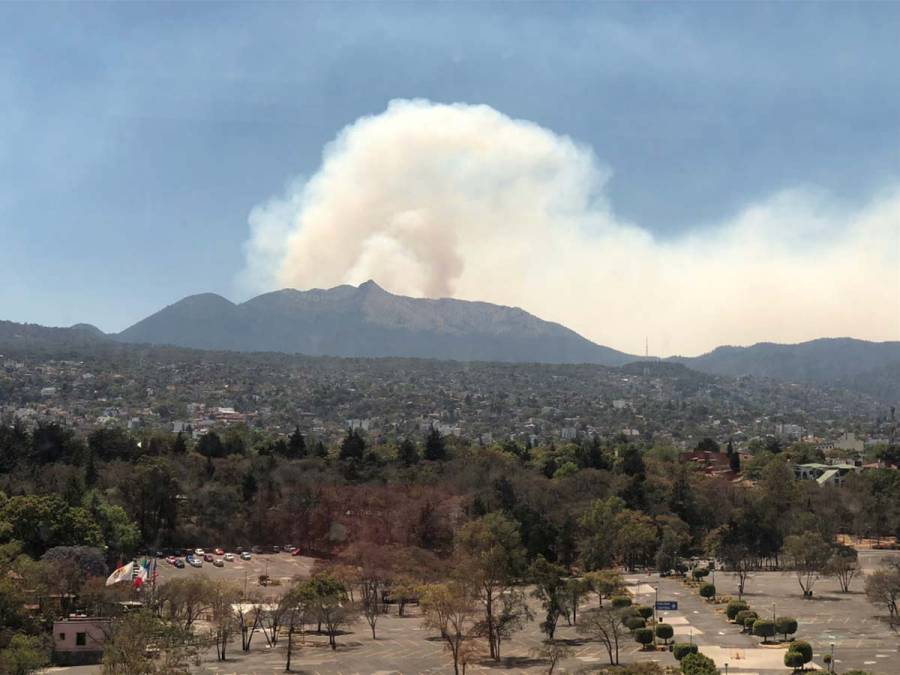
[241,99,899,356]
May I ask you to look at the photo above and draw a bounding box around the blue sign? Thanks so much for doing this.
[655,601,678,611]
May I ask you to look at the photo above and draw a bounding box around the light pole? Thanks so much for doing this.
[724,663,729,675]
[654,581,660,648]
[830,643,835,673]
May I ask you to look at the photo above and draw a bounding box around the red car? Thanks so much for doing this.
[291,548,302,556]
[203,553,214,563]
[214,548,224,556]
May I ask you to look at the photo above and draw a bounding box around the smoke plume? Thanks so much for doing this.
[241,99,899,356]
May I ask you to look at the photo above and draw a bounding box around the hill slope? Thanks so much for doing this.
[116,281,637,365]
[676,338,900,399]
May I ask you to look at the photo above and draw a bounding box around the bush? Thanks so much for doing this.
[655,623,674,644]
[784,650,807,671]
[672,642,698,661]
[634,627,654,648]
[624,615,646,631]
[752,618,775,643]
[680,652,718,675]
[742,613,759,630]
[726,600,749,620]
[775,616,798,641]
[635,604,654,620]
[611,595,633,608]
[699,583,716,599]
[692,567,710,581]
[734,609,757,629]
[788,640,812,664]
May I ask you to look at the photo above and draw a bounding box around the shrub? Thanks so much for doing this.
[635,605,654,620]
[775,616,798,641]
[692,567,710,581]
[699,582,716,599]
[611,595,633,608]
[752,618,775,643]
[788,640,812,664]
[634,627,654,648]
[672,642,698,661]
[734,609,757,630]
[624,615,646,631]
[680,652,718,675]
[726,600,749,621]
[742,613,759,630]
[655,623,674,644]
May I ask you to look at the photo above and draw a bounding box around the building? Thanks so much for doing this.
[794,462,860,487]
[52,616,110,666]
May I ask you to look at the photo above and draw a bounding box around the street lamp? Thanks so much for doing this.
[830,643,835,673]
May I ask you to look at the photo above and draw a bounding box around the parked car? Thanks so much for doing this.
[194,548,204,556]
[189,558,202,568]
[240,552,252,561]
[214,548,224,556]
[203,553,214,562]
[272,545,281,553]
[251,545,262,554]
[165,556,177,565]
[174,559,185,569]
[223,553,235,562]
[213,559,224,567]
[283,545,295,553]
[291,548,302,557]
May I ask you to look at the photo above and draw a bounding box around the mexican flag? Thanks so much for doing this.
[105,561,135,586]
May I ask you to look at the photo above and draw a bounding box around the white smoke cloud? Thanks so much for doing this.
[240,99,900,356]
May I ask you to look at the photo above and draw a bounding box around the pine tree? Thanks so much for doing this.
[397,438,420,466]
[339,429,365,461]
[173,431,187,454]
[423,426,447,461]
[84,449,98,487]
[288,426,306,458]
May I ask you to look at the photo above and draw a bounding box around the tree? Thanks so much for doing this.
[783,532,833,597]
[563,577,589,625]
[584,570,623,607]
[0,634,48,675]
[287,426,306,458]
[864,565,900,622]
[300,574,354,650]
[424,426,447,461]
[530,640,572,675]
[680,652,718,675]
[172,431,187,454]
[825,545,859,593]
[455,512,529,660]
[735,610,757,632]
[101,610,199,674]
[420,580,478,675]
[784,650,807,672]
[339,429,365,461]
[195,431,224,458]
[397,438,420,466]
[633,627,654,649]
[530,555,567,640]
[752,618,776,644]
[672,642,698,661]
[699,582,716,600]
[655,622,673,645]
[775,616,798,642]
[577,607,631,665]
[280,582,311,673]
[787,640,813,665]
[208,582,240,661]
[158,577,215,631]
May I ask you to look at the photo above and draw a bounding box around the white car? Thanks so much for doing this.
[240,551,252,561]
[223,553,234,562]
[194,548,204,556]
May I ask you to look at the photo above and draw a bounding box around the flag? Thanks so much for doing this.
[105,562,134,586]
[132,558,150,589]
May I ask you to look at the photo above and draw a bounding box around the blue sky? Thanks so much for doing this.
[1,2,898,343]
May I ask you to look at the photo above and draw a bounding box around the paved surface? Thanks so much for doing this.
[43,552,900,674]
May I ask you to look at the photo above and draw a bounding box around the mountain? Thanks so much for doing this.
[0,320,109,351]
[116,281,637,365]
[675,338,900,399]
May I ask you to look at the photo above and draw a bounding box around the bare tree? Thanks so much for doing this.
[576,606,630,665]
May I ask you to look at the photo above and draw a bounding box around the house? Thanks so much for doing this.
[794,462,860,487]
[53,616,110,666]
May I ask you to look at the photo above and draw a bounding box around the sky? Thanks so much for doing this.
[1,2,898,356]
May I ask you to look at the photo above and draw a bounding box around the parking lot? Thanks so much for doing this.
[155,551,317,595]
